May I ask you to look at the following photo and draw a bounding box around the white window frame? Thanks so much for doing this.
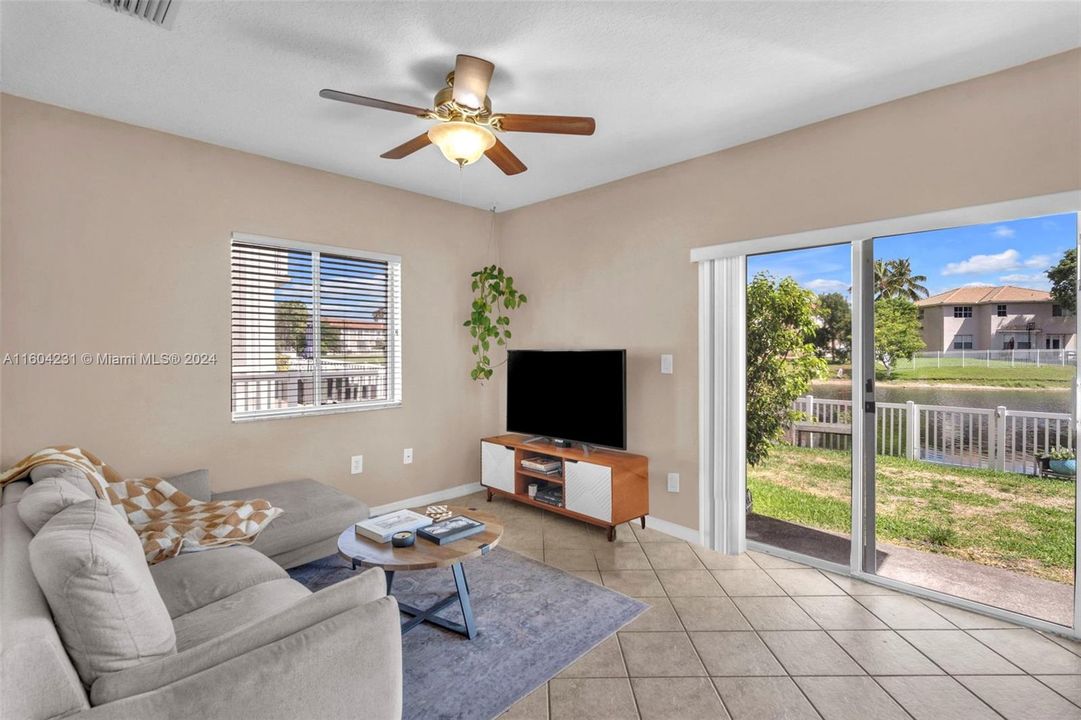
[692,191,1081,639]
[230,232,403,422]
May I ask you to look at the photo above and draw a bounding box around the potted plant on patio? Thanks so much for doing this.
[1040,447,1076,477]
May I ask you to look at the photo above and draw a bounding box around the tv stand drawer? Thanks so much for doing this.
[481,441,515,493]
[564,460,612,522]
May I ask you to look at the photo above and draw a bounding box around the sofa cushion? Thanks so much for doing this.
[163,469,211,502]
[29,463,100,499]
[28,499,176,686]
[150,545,289,618]
[212,479,368,565]
[17,479,91,534]
[171,577,311,652]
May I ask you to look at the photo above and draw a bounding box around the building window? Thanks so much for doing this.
[953,306,972,318]
[996,304,1007,317]
[1052,304,1063,317]
[230,234,402,421]
[953,334,974,350]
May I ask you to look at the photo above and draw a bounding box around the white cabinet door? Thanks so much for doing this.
[481,441,515,493]
[564,460,612,522]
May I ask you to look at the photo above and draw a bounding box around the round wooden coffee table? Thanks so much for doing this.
[337,505,503,640]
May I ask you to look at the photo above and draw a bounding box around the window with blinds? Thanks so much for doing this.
[230,233,402,420]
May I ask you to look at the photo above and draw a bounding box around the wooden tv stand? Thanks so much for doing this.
[480,434,649,541]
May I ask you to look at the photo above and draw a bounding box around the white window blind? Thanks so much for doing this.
[230,233,401,420]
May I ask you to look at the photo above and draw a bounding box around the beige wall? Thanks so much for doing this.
[496,49,1081,529]
[0,94,496,506]
[2,49,1079,528]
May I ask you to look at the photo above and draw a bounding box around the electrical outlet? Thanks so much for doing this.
[350,455,364,474]
[403,448,413,465]
[661,354,674,374]
[667,472,680,493]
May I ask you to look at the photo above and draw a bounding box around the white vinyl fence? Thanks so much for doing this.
[791,395,1074,475]
[909,349,1076,369]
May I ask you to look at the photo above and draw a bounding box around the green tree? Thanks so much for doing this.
[875,258,929,301]
[275,301,308,355]
[814,292,851,362]
[1047,248,1076,314]
[319,320,342,355]
[874,297,925,377]
[746,273,828,466]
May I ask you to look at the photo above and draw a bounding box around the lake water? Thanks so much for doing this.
[811,382,1073,414]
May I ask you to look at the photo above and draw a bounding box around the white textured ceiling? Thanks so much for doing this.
[2,1,1079,211]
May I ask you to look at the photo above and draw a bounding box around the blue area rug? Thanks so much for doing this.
[289,548,646,720]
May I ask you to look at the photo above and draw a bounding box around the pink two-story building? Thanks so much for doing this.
[916,285,1076,352]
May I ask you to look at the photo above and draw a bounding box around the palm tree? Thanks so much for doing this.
[875,258,929,301]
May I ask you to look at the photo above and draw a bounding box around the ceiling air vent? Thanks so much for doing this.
[92,0,173,27]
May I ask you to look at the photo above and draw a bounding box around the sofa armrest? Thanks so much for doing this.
[89,568,396,710]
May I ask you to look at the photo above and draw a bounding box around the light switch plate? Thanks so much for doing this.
[351,455,364,474]
[667,472,679,493]
[661,354,674,374]
[403,448,413,465]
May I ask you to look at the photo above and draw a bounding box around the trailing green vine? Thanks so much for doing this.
[464,265,527,381]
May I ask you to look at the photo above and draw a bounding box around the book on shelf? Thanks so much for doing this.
[418,515,486,545]
[355,509,432,543]
[521,456,562,473]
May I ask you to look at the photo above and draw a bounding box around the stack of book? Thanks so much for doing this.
[522,456,562,475]
[534,484,564,508]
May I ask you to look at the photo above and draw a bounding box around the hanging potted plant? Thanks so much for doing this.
[463,265,527,381]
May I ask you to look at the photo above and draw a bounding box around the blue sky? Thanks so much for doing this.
[747,212,1078,297]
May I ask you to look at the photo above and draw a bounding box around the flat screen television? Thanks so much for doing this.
[506,349,626,450]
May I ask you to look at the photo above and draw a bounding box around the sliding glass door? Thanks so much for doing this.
[865,214,1078,626]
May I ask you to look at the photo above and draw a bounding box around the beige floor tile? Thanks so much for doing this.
[594,543,653,571]
[1035,675,1081,706]
[501,530,545,552]
[631,677,729,720]
[691,546,759,570]
[968,629,1081,675]
[690,632,786,676]
[827,630,943,676]
[820,572,898,596]
[759,631,865,676]
[557,635,627,678]
[641,542,705,570]
[588,523,638,545]
[656,569,725,596]
[899,630,1023,675]
[794,676,908,720]
[566,570,601,586]
[620,597,684,632]
[507,545,545,562]
[876,676,999,720]
[500,684,549,720]
[601,570,666,597]
[548,678,638,720]
[793,597,887,630]
[919,600,1018,629]
[631,524,684,543]
[957,675,1081,720]
[1043,632,1081,657]
[746,550,809,569]
[712,677,820,720]
[670,596,752,631]
[617,631,706,677]
[543,523,595,547]
[732,596,819,631]
[855,595,955,629]
[765,569,845,596]
[543,546,599,572]
[711,569,786,596]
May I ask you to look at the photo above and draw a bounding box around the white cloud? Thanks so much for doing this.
[805,278,848,292]
[962,282,994,288]
[1000,273,1045,282]
[942,249,1020,276]
[1023,254,1053,269]
[992,225,1016,238]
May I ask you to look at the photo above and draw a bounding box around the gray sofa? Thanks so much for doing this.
[1,468,403,720]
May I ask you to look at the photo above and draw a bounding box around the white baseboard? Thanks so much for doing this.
[369,482,483,516]
[644,515,702,544]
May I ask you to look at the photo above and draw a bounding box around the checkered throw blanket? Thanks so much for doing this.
[1,446,283,564]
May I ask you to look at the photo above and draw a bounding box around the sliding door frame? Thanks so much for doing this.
[693,191,1081,639]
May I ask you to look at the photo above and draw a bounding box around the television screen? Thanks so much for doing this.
[507,349,626,449]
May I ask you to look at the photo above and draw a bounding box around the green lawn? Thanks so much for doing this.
[748,445,1076,584]
[885,363,1073,388]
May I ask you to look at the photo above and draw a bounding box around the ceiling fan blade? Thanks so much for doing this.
[452,54,495,110]
[380,133,432,160]
[497,113,595,135]
[485,137,527,176]
[319,89,429,117]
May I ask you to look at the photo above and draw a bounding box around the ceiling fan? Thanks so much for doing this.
[319,54,595,175]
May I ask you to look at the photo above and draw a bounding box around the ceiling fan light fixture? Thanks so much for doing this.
[427,121,495,167]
